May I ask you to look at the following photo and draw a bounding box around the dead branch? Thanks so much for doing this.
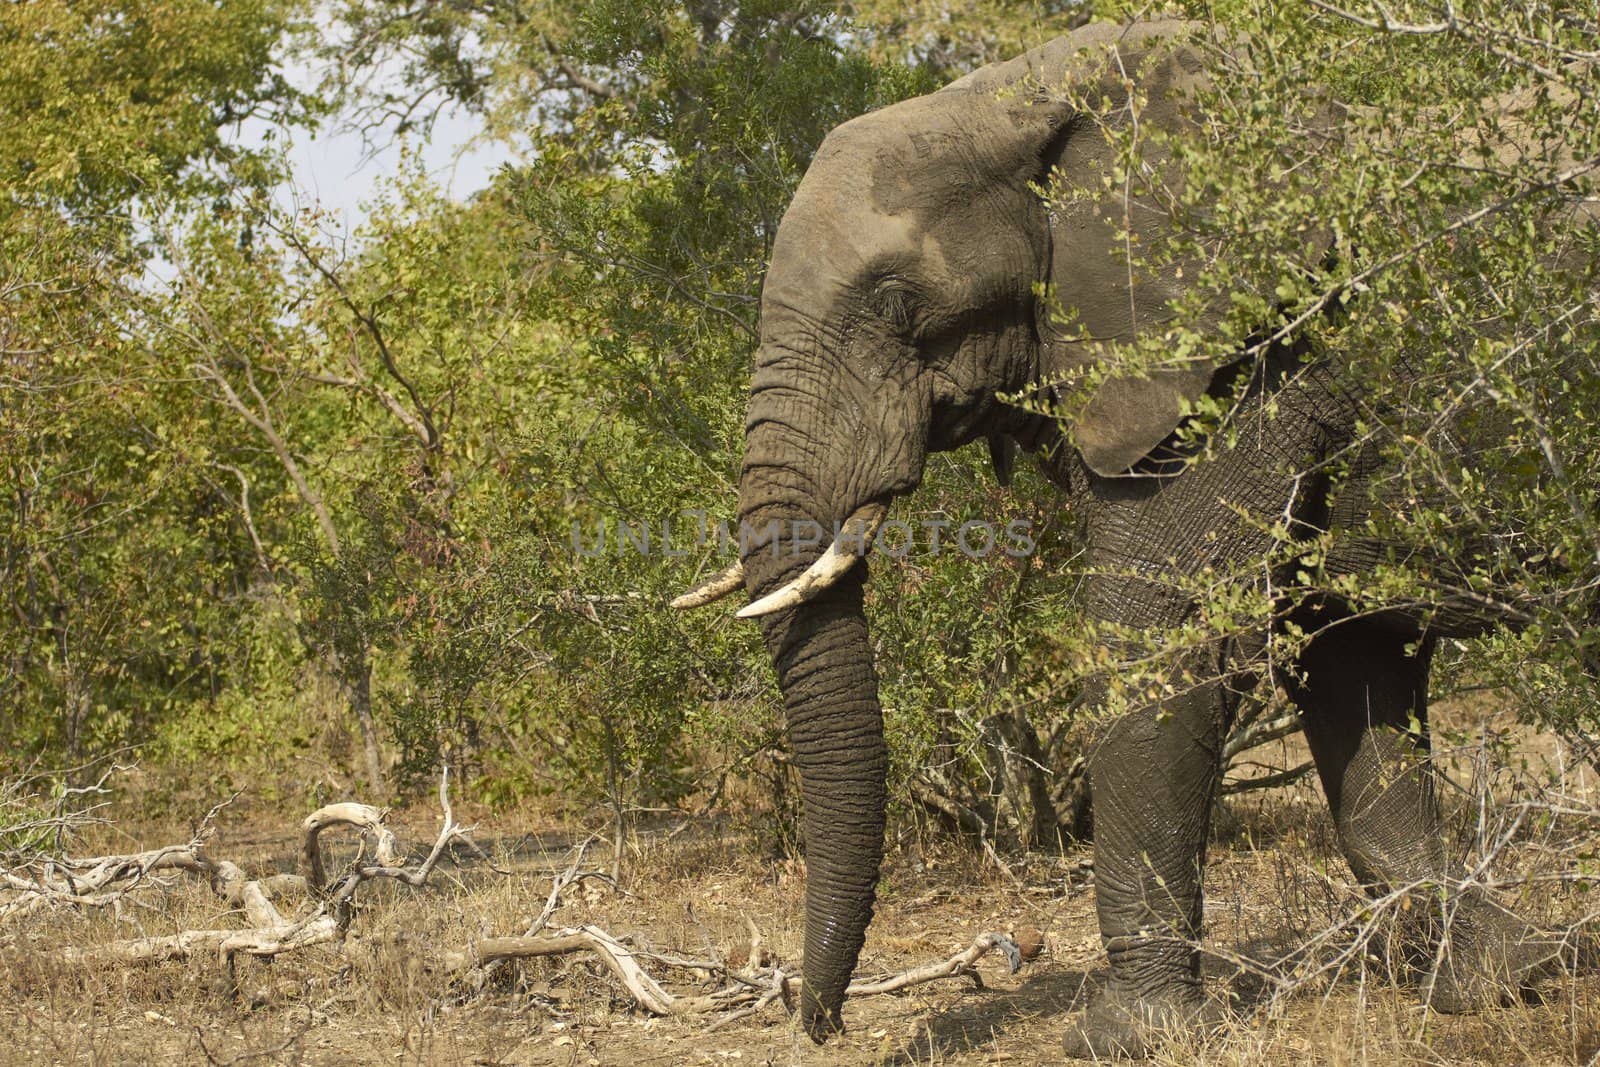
[221,866,288,929]
[1221,760,1317,795]
[1223,706,1304,764]
[454,835,614,999]
[2,843,207,921]
[300,803,400,893]
[31,769,467,976]
[522,837,614,938]
[847,932,1023,995]
[220,914,343,959]
[445,925,1029,1026]
[56,929,240,966]
[318,769,468,904]
[910,777,994,838]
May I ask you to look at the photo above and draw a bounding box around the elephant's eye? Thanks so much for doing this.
[869,280,919,337]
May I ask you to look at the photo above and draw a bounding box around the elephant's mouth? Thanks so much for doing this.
[669,497,891,616]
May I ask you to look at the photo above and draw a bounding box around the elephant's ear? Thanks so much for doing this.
[1019,25,1223,477]
[951,22,1335,475]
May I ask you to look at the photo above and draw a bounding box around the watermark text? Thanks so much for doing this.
[571,510,1036,560]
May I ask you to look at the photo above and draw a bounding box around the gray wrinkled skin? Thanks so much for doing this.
[732,19,1570,1056]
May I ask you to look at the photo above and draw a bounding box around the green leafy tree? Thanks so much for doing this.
[1045,2,1600,758]
[0,1,315,229]
[0,0,316,764]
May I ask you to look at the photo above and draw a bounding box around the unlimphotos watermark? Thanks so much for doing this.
[572,510,1036,560]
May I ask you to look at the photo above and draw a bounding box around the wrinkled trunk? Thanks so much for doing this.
[756,579,884,1039]
[740,418,887,1041]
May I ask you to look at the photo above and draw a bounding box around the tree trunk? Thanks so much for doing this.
[349,652,385,796]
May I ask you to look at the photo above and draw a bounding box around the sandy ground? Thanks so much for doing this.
[3,704,1598,1065]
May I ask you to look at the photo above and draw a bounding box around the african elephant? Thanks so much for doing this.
[671,18,1587,1059]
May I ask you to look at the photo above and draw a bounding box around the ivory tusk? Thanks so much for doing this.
[736,503,887,619]
[669,560,746,610]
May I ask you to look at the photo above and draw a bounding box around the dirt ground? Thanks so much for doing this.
[4,703,1599,1066]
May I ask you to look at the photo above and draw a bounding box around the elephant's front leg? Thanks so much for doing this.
[1063,658,1236,1059]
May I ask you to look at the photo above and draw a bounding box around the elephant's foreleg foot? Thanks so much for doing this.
[1409,893,1564,1012]
[799,997,845,1043]
[1062,939,1219,1061]
[1061,976,1219,1061]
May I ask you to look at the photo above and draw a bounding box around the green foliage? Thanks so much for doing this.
[501,1,936,442]
[35,0,1595,849]
[1036,4,1600,740]
[0,0,319,768]
[0,0,316,223]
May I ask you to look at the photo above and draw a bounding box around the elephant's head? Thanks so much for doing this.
[674,20,1222,1040]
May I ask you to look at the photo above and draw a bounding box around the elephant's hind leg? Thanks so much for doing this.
[1289,622,1444,886]
[1289,621,1559,1010]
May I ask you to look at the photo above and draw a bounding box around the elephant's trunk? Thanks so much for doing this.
[757,576,885,1040]
[739,418,888,1042]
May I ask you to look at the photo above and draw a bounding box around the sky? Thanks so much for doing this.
[135,55,519,291]
[249,32,522,240]
[272,100,519,237]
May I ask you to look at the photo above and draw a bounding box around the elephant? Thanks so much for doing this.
[670,18,1593,1059]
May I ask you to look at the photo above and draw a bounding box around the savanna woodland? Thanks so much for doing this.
[3,1,1599,1064]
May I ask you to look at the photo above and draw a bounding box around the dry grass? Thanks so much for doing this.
[2,698,1597,1066]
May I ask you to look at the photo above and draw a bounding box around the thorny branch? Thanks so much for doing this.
[1196,751,1600,1009]
[1306,0,1599,92]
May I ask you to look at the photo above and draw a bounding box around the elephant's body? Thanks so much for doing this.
[1037,351,1559,1055]
[675,18,1591,1058]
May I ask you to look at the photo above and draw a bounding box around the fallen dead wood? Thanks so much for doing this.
[11,772,1045,1032]
[445,925,742,1015]
[453,833,616,999]
[847,931,1026,995]
[445,924,1037,1027]
[0,844,206,920]
[12,770,468,977]
[55,928,239,966]
[2,790,233,922]
[299,802,400,892]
